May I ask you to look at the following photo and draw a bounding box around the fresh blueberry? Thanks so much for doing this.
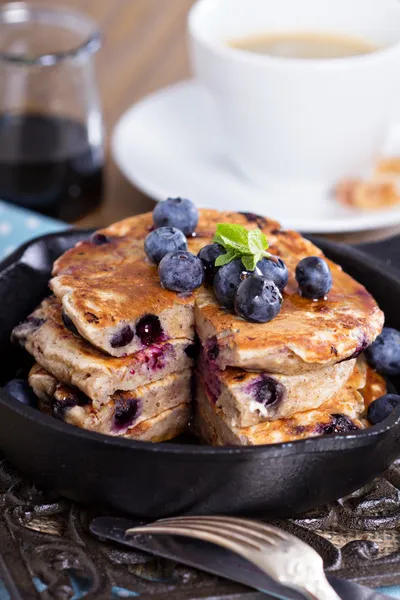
[153,197,199,236]
[365,328,400,376]
[159,251,204,293]
[2,379,37,407]
[136,314,164,346]
[144,227,187,265]
[213,259,249,310]
[295,256,332,299]
[255,257,288,292]
[234,275,282,323]
[197,243,225,284]
[62,310,79,336]
[367,394,400,424]
[110,325,134,348]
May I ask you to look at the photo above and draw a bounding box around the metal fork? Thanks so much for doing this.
[126,515,341,600]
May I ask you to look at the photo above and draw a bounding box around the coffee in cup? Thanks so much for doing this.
[189,0,400,193]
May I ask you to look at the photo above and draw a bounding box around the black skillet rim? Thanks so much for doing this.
[1,227,400,459]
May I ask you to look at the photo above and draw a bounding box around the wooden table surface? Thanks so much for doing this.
[58,0,399,243]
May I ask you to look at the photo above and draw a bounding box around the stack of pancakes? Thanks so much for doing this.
[11,210,386,445]
[15,296,194,441]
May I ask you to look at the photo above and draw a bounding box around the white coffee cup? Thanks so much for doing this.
[188,0,400,193]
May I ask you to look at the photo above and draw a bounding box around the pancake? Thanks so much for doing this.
[359,362,387,409]
[194,226,383,373]
[50,210,383,372]
[29,363,192,440]
[199,347,357,427]
[50,211,266,357]
[12,296,194,407]
[50,211,279,357]
[195,362,385,446]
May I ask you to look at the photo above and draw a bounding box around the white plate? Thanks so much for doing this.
[112,79,400,233]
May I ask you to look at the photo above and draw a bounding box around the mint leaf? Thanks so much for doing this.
[241,254,258,271]
[216,223,249,246]
[248,229,269,255]
[213,222,273,271]
[213,231,226,246]
[213,232,243,253]
[213,223,249,254]
[215,249,240,267]
[214,232,246,253]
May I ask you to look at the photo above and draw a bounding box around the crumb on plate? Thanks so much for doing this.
[335,172,400,211]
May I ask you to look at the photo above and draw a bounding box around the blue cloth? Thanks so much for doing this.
[0,201,398,598]
[381,587,400,598]
[0,200,67,260]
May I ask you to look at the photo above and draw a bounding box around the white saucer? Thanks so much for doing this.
[112,79,400,233]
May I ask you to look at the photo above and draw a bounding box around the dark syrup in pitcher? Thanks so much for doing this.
[0,113,103,221]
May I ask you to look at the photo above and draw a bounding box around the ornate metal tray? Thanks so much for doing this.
[0,456,399,599]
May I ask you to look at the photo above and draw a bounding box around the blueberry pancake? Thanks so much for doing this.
[51,210,383,372]
[195,363,386,446]
[50,211,266,357]
[194,231,383,374]
[12,296,194,408]
[199,347,357,427]
[29,363,192,440]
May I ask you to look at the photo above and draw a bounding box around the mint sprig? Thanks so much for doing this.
[213,223,272,271]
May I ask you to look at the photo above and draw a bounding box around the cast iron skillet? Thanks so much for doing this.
[0,229,399,519]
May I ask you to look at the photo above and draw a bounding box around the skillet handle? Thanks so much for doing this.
[355,234,400,271]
